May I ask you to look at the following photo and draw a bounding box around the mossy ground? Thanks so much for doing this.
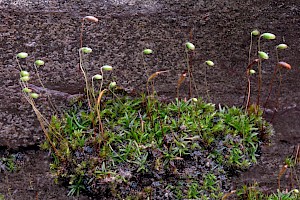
[40,92,274,199]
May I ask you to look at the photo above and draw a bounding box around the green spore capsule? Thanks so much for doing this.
[261,33,276,40]
[143,49,153,55]
[185,42,195,51]
[258,51,269,59]
[81,47,93,54]
[205,60,214,67]
[35,60,45,66]
[20,76,30,82]
[109,81,117,89]
[251,29,260,36]
[30,93,39,99]
[93,74,103,80]
[249,69,256,75]
[22,87,32,93]
[276,44,288,50]
[192,98,198,102]
[17,52,28,59]
[20,70,30,77]
[101,65,113,71]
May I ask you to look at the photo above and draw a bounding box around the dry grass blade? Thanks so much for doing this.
[22,93,62,160]
[176,72,187,99]
[278,164,288,190]
[296,145,300,165]
[96,89,107,136]
[97,89,108,106]
[247,59,259,70]
[177,72,187,88]
[245,59,258,110]
[147,70,170,82]
[270,61,292,122]
[147,70,170,96]
[222,190,236,200]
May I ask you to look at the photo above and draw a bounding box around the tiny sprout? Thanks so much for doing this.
[143,49,153,55]
[35,60,45,66]
[20,70,30,77]
[17,52,28,59]
[278,61,291,70]
[249,69,256,74]
[81,47,93,54]
[261,33,276,40]
[20,76,30,82]
[22,87,32,93]
[101,65,113,71]
[109,81,117,89]
[276,44,288,50]
[192,98,198,102]
[258,51,269,59]
[30,93,39,99]
[83,16,99,23]
[93,74,103,80]
[185,42,195,51]
[205,60,214,67]
[251,29,260,36]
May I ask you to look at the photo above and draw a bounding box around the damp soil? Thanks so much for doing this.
[0,0,300,199]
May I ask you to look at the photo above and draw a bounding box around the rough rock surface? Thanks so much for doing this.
[0,0,299,198]
[1,0,299,149]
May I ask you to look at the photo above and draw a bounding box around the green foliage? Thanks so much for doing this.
[68,176,85,196]
[236,184,300,200]
[0,155,18,173]
[42,95,273,198]
[187,182,200,199]
[16,24,282,199]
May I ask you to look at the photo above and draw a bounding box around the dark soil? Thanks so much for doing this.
[232,108,300,194]
[0,0,299,199]
[0,149,90,200]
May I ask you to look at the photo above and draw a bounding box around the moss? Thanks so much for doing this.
[41,95,273,198]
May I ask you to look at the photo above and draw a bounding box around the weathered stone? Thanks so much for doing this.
[0,0,299,148]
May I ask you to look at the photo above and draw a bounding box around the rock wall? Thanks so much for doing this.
[0,0,299,148]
